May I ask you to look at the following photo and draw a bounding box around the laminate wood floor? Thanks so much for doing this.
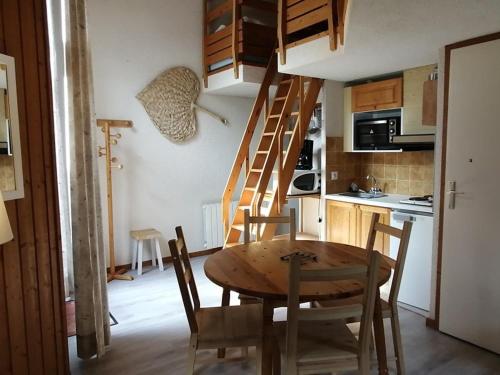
[69,257,500,374]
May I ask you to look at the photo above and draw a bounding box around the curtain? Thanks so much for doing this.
[47,0,74,301]
[66,0,110,359]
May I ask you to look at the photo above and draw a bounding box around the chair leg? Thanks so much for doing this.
[217,288,231,359]
[359,354,370,375]
[272,338,281,375]
[131,239,138,270]
[150,239,156,266]
[137,240,143,276]
[239,296,250,357]
[186,334,197,375]
[391,311,406,375]
[155,238,164,271]
[256,343,263,375]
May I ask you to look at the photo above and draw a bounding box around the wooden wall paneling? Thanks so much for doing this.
[0,0,69,373]
[33,0,68,369]
[5,0,46,373]
[2,202,29,374]
[0,223,12,374]
[20,2,57,374]
[19,0,58,372]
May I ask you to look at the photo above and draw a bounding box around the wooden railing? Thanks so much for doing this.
[278,0,349,64]
[221,53,278,236]
[253,77,299,216]
[203,0,277,87]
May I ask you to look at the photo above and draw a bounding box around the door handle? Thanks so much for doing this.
[447,181,465,209]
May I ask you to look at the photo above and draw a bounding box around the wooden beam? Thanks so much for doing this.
[96,119,133,128]
[277,0,286,65]
[232,0,240,78]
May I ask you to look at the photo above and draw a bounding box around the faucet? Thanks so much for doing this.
[366,175,382,194]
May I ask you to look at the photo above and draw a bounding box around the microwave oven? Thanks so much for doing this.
[287,170,321,196]
[354,116,401,150]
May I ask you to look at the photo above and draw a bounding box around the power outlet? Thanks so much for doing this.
[330,171,338,181]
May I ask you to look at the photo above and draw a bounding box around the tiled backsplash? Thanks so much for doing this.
[326,137,434,196]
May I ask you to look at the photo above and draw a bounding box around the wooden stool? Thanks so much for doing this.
[130,228,164,276]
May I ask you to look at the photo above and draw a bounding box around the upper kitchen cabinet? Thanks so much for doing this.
[403,64,437,132]
[351,77,403,113]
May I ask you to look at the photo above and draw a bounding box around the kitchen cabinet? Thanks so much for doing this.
[422,79,438,126]
[326,201,357,246]
[326,200,390,254]
[351,77,403,113]
[343,86,354,152]
[403,64,437,132]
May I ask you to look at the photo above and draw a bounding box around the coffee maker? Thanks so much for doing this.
[296,139,313,170]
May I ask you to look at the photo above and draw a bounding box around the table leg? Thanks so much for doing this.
[217,288,231,359]
[261,299,274,375]
[373,289,389,374]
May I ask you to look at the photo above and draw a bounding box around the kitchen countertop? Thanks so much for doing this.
[324,193,434,214]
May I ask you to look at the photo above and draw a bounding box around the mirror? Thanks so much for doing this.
[0,53,23,200]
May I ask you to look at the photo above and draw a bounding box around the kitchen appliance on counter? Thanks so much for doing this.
[352,108,435,151]
[354,116,401,151]
[286,169,320,196]
[296,139,313,170]
[390,210,434,315]
[400,195,433,207]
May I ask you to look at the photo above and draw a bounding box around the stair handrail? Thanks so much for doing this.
[222,52,278,236]
[253,76,299,218]
[261,78,324,240]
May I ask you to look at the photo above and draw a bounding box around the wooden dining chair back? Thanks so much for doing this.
[169,226,264,374]
[284,251,382,374]
[365,212,412,375]
[243,208,296,243]
[365,213,413,308]
[169,226,200,334]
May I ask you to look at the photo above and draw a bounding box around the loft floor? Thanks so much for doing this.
[69,257,500,374]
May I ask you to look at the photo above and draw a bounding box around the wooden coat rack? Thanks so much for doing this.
[97,119,133,282]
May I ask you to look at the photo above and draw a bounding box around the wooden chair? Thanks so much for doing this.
[239,208,296,309]
[273,250,382,374]
[243,207,296,243]
[315,213,413,374]
[169,226,263,375]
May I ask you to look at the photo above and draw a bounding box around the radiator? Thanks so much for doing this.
[202,201,238,249]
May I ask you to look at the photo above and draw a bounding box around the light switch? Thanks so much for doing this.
[331,171,338,181]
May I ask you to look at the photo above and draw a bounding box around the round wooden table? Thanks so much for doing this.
[204,240,392,375]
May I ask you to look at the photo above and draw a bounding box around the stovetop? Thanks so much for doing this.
[400,195,433,207]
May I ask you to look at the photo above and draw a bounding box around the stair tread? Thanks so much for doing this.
[224,242,241,248]
[269,114,281,118]
[232,224,245,231]
[250,168,263,172]
[280,78,293,85]
[256,150,268,154]
[263,130,293,136]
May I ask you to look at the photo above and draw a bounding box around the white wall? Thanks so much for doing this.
[87,0,256,264]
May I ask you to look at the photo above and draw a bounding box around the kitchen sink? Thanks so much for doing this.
[338,192,387,199]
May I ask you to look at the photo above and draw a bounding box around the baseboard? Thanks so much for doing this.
[426,317,439,330]
[108,247,222,273]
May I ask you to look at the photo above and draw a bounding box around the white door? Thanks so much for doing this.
[440,38,500,354]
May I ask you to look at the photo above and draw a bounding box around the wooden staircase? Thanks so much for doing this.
[222,52,323,247]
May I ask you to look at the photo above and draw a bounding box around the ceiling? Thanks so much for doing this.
[279,0,500,81]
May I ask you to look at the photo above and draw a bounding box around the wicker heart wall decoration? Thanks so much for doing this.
[136,66,228,142]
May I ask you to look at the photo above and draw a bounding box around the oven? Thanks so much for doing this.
[354,117,401,150]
